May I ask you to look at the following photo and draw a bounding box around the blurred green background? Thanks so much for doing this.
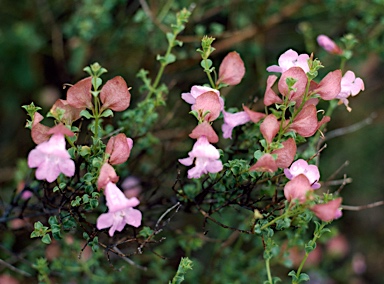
[1,0,384,283]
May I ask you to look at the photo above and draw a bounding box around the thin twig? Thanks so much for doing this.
[112,246,147,271]
[326,161,350,183]
[155,202,181,230]
[342,201,384,211]
[322,176,353,187]
[0,258,32,277]
[324,113,376,142]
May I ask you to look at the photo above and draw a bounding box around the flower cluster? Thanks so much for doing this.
[179,39,364,222]
[179,52,268,178]
[26,67,141,237]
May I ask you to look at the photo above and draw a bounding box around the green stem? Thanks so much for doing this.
[265,258,273,283]
[340,57,346,73]
[294,254,309,283]
[146,30,177,101]
[204,58,216,89]
[293,222,326,283]
[93,95,100,139]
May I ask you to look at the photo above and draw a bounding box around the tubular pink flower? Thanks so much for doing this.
[28,130,75,183]
[284,159,320,189]
[284,174,313,203]
[221,110,251,139]
[217,51,246,86]
[317,35,343,55]
[222,106,265,139]
[96,182,142,237]
[336,71,365,111]
[267,49,310,73]
[311,198,343,222]
[179,136,223,179]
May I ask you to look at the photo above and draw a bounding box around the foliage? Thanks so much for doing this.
[1,1,384,284]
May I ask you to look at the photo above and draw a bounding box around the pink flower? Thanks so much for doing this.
[192,91,222,122]
[217,51,245,86]
[181,86,224,110]
[106,133,133,165]
[121,176,142,198]
[222,110,251,139]
[28,125,75,182]
[267,49,310,73]
[336,71,365,111]
[96,182,142,237]
[317,35,343,55]
[284,174,313,203]
[311,198,343,222]
[222,106,265,139]
[284,159,320,189]
[179,136,223,179]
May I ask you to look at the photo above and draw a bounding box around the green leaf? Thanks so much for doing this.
[305,242,316,254]
[298,273,310,282]
[165,53,176,64]
[80,109,93,119]
[48,216,58,226]
[34,221,44,230]
[254,150,263,160]
[92,77,103,90]
[41,234,51,245]
[139,226,154,238]
[166,32,175,44]
[200,59,212,69]
[100,109,113,118]
[78,146,91,157]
